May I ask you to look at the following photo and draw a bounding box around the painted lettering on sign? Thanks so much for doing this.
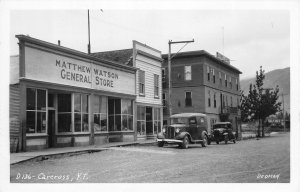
[55,59,121,88]
[24,47,135,95]
[56,60,92,84]
[93,68,118,88]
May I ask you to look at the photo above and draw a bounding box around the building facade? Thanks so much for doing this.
[162,50,242,135]
[92,41,163,140]
[10,35,139,152]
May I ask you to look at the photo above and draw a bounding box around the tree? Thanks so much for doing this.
[240,66,281,137]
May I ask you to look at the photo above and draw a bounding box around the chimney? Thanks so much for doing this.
[58,40,61,46]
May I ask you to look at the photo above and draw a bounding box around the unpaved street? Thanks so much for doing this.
[10,133,290,183]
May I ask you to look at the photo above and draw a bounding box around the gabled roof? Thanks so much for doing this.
[91,49,133,66]
[162,50,242,74]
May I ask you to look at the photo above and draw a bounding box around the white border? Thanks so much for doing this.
[1,0,300,192]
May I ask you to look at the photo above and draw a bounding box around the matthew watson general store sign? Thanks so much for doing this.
[24,46,135,95]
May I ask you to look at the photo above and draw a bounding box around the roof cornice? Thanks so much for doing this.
[16,35,137,72]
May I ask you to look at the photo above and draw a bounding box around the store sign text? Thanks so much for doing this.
[55,59,119,88]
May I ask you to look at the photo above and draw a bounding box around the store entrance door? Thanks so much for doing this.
[48,110,55,148]
[146,107,153,136]
[48,93,55,148]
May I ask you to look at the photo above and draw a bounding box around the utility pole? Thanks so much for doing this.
[168,39,194,117]
[282,93,285,132]
[87,9,91,54]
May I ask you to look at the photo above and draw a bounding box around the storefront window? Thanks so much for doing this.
[74,93,89,132]
[153,108,161,134]
[93,96,108,132]
[26,88,47,134]
[57,94,72,132]
[121,99,133,131]
[108,98,122,131]
[137,106,146,136]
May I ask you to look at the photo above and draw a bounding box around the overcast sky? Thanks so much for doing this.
[10,9,290,79]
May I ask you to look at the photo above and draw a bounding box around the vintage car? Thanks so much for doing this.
[157,113,210,149]
[211,122,236,144]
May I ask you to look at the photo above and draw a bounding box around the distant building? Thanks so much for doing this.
[92,41,163,140]
[162,50,242,135]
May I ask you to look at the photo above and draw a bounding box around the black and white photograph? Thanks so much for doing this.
[1,0,300,191]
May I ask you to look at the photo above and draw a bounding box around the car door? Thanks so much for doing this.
[197,116,206,140]
[188,117,198,140]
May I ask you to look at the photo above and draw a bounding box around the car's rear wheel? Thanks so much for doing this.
[201,134,208,147]
[181,136,189,149]
[157,141,164,147]
[207,137,211,145]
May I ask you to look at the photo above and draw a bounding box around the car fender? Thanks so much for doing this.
[201,131,208,139]
[157,132,165,139]
[176,132,191,140]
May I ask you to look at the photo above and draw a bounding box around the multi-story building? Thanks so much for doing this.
[162,50,242,135]
[92,41,163,140]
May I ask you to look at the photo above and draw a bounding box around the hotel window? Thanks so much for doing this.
[162,68,166,82]
[121,99,133,131]
[229,76,232,89]
[74,94,89,132]
[154,108,161,134]
[207,66,210,81]
[231,96,233,107]
[208,91,211,107]
[154,74,159,98]
[212,69,215,83]
[137,106,146,136]
[225,74,228,87]
[185,91,192,107]
[219,72,222,85]
[139,70,145,95]
[185,65,192,80]
[93,96,107,132]
[214,93,217,108]
[26,88,47,134]
[236,78,239,91]
[226,95,228,107]
[57,94,72,133]
[162,93,167,108]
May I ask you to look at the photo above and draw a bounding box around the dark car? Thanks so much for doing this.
[157,113,210,149]
[211,122,236,144]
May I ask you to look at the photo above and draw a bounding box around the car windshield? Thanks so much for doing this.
[171,117,189,124]
[213,124,229,129]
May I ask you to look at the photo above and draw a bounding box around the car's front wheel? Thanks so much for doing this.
[157,141,164,147]
[201,134,208,147]
[181,136,189,149]
[225,135,229,144]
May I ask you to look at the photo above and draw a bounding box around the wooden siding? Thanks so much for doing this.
[10,84,20,152]
[136,55,162,106]
[10,55,19,84]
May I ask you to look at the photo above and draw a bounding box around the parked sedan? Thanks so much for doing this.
[211,122,236,144]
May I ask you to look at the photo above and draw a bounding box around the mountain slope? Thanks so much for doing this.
[240,67,290,113]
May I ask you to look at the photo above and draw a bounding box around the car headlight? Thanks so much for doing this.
[175,128,180,133]
[162,128,166,133]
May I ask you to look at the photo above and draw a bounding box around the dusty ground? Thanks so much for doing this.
[10,133,290,183]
